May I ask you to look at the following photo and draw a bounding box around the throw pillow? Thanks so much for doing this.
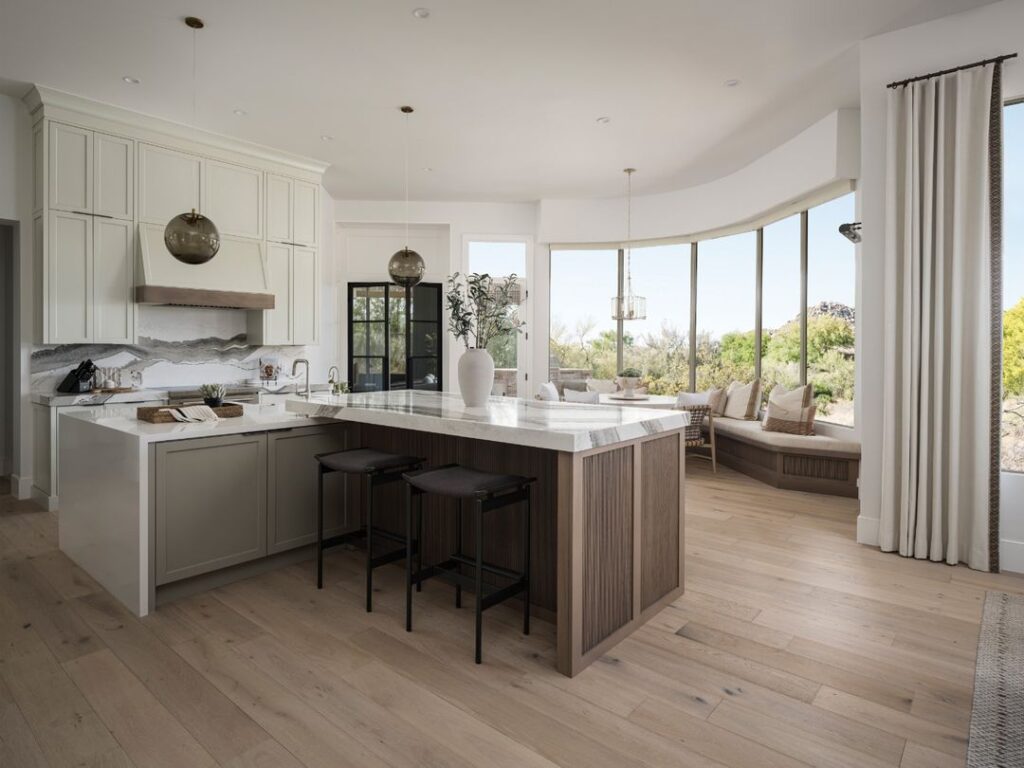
[675,391,708,407]
[762,401,816,435]
[723,380,761,420]
[538,382,559,401]
[707,387,727,416]
[765,383,812,410]
[564,388,599,404]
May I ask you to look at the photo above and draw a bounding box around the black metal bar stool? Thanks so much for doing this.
[402,464,534,664]
[315,448,424,611]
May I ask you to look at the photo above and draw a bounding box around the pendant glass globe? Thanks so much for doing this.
[164,209,220,265]
[388,247,425,287]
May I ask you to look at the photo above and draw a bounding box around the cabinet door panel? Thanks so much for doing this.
[205,160,262,239]
[93,218,134,343]
[94,133,134,220]
[48,211,92,342]
[32,404,51,496]
[292,246,318,344]
[33,125,44,213]
[266,174,292,243]
[155,433,267,585]
[292,180,318,246]
[265,243,292,344]
[49,123,92,213]
[138,144,201,224]
[267,425,350,554]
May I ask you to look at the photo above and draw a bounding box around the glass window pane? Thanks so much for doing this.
[389,286,407,387]
[468,241,526,396]
[351,287,368,320]
[352,323,367,357]
[1003,101,1024,472]
[761,215,803,396]
[352,358,384,392]
[621,243,690,395]
[695,232,756,390]
[410,284,438,322]
[807,192,856,426]
[410,358,440,390]
[368,323,385,356]
[549,249,618,388]
[368,285,386,321]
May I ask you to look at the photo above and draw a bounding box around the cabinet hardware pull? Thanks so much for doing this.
[71,210,90,216]
[93,213,114,219]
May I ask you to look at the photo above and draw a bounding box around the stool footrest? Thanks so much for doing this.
[449,552,522,581]
[321,526,407,552]
[415,557,526,612]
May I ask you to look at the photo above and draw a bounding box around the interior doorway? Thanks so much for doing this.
[0,221,15,478]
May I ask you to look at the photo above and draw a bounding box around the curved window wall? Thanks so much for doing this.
[549,191,858,427]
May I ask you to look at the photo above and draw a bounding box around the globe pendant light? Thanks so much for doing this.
[611,167,647,321]
[165,16,220,266]
[388,106,425,287]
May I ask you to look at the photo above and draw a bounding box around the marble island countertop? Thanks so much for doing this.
[57,403,327,443]
[285,390,689,453]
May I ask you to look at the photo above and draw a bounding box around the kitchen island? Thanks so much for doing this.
[286,391,689,676]
[59,391,688,676]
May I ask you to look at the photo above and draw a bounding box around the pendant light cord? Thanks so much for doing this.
[625,169,633,301]
[192,28,197,124]
[404,109,410,250]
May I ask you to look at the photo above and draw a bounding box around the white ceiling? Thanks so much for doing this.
[0,0,997,202]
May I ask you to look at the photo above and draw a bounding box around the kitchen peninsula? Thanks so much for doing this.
[58,391,688,676]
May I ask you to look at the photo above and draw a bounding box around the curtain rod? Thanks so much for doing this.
[886,53,1017,89]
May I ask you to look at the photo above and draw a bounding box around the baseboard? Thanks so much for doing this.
[856,514,879,546]
[29,487,57,512]
[1001,538,1024,575]
[11,473,32,500]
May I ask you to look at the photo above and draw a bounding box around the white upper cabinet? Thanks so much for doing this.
[291,245,318,344]
[94,132,134,220]
[48,210,92,343]
[138,143,201,225]
[266,174,292,243]
[262,242,292,343]
[48,123,92,213]
[204,160,263,240]
[266,174,318,247]
[93,217,134,343]
[293,180,318,247]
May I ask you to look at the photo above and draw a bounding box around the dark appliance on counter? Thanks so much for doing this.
[57,360,97,393]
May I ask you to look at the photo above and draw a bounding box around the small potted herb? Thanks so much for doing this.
[199,383,227,408]
[617,368,643,398]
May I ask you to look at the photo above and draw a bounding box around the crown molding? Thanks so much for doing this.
[23,85,330,179]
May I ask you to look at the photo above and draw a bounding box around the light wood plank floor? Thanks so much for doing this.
[2,467,1023,768]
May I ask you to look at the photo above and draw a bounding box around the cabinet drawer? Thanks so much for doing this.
[155,433,267,585]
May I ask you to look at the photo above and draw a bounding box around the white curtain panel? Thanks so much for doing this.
[880,63,1002,571]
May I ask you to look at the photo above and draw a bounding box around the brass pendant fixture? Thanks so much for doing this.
[165,16,220,266]
[611,168,647,321]
[388,106,426,287]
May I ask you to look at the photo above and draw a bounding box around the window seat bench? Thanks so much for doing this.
[706,416,860,498]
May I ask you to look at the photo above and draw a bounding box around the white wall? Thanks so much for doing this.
[333,200,540,393]
[538,109,860,245]
[856,0,1024,571]
[0,93,33,498]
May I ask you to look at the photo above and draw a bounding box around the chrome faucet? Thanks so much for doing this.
[292,358,311,399]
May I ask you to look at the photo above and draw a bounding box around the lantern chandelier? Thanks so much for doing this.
[611,167,646,321]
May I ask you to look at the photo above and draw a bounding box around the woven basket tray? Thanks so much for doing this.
[137,404,244,423]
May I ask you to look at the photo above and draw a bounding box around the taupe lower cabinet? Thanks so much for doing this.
[155,432,268,586]
[154,424,352,586]
[267,424,350,553]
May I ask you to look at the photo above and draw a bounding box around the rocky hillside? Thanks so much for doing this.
[807,301,855,324]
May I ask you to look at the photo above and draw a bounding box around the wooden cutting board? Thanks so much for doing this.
[137,404,244,423]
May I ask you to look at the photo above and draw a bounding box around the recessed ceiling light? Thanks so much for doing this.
[596,116,611,125]
[320,134,334,142]
[122,76,140,84]
[233,108,247,116]
[724,78,741,88]
[412,7,430,19]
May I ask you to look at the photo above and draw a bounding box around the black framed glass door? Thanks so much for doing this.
[348,282,443,393]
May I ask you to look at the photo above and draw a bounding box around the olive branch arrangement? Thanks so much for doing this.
[445,272,524,350]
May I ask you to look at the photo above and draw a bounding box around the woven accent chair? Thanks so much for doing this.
[678,404,717,472]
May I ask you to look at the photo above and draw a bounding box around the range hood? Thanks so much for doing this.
[136,223,275,310]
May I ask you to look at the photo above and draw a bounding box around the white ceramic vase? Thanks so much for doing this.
[618,376,640,398]
[458,348,495,407]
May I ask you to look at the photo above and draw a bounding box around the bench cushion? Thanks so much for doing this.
[711,416,860,455]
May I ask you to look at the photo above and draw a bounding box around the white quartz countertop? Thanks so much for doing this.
[285,391,688,453]
[58,403,330,443]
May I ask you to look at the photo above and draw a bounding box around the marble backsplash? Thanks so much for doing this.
[31,306,315,392]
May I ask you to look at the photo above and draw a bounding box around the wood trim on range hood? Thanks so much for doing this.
[135,285,275,310]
